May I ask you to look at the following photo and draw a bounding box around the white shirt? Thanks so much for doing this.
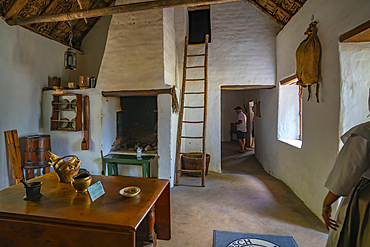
[325,122,370,247]
[325,122,370,196]
[236,112,247,133]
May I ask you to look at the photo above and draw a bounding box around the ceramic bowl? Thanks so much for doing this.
[119,186,141,198]
[58,118,69,129]
[70,99,77,110]
[59,99,69,110]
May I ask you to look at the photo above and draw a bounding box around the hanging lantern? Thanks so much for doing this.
[64,48,77,70]
[64,21,77,70]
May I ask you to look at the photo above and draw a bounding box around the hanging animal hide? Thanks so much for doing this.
[296,21,322,103]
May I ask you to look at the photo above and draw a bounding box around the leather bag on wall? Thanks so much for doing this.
[296,21,322,103]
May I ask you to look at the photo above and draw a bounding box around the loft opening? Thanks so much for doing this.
[188,5,211,44]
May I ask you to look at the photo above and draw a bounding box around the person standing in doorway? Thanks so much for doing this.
[233,106,247,153]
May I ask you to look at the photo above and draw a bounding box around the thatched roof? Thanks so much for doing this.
[0,0,306,49]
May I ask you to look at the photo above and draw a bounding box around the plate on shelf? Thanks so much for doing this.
[119,186,141,198]
[70,99,77,110]
[58,118,69,129]
[58,99,69,110]
[70,118,76,129]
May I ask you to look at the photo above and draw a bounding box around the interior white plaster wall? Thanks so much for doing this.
[175,2,280,173]
[164,8,176,86]
[339,42,370,136]
[97,7,165,91]
[0,19,66,189]
[64,16,112,87]
[256,0,370,220]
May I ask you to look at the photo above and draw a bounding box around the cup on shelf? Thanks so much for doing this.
[79,76,90,89]
[68,82,77,89]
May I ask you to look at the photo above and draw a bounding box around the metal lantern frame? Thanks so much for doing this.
[64,22,77,70]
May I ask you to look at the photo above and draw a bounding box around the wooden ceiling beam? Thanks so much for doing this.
[7,0,240,26]
[248,0,284,28]
[5,0,28,20]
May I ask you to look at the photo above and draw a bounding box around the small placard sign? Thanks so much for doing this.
[87,181,105,202]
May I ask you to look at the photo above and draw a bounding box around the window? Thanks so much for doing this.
[188,6,211,44]
[278,75,303,148]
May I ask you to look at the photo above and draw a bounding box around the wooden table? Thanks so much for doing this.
[103,154,154,178]
[0,173,170,246]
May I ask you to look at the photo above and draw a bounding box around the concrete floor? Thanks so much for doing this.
[157,142,328,246]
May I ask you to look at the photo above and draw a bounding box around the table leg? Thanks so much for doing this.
[142,163,148,178]
[147,206,156,241]
[107,162,113,176]
[113,163,118,176]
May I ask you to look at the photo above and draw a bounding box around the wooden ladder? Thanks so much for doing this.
[175,35,209,187]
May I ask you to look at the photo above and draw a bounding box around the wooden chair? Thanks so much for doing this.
[4,130,23,184]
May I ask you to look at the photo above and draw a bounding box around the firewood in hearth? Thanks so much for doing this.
[145,145,153,151]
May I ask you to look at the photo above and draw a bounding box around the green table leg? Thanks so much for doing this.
[107,162,113,176]
[113,163,118,176]
[142,162,150,178]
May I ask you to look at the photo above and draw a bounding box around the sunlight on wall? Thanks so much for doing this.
[278,83,302,148]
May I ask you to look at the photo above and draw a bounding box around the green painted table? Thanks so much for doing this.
[103,154,155,178]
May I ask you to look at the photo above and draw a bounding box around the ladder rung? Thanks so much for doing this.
[182,121,204,124]
[187,54,205,57]
[179,169,203,173]
[181,136,203,139]
[180,152,204,155]
[186,66,205,69]
[184,106,204,108]
[185,92,204,94]
[186,79,205,81]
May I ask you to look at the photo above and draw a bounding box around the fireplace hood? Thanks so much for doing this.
[97,1,176,91]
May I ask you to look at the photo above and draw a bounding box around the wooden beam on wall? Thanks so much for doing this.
[280,74,298,85]
[5,0,28,20]
[221,85,275,90]
[102,87,174,97]
[7,0,240,26]
[340,19,370,43]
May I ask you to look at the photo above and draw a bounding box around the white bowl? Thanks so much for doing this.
[119,186,141,198]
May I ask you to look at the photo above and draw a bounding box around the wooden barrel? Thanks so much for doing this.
[24,135,51,179]
[181,153,210,177]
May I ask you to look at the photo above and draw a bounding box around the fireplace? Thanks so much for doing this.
[112,96,158,153]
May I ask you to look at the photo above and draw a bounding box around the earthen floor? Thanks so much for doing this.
[157,142,328,247]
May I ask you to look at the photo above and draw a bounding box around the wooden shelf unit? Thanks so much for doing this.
[51,93,82,131]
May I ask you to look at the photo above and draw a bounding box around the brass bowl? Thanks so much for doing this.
[71,173,92,193]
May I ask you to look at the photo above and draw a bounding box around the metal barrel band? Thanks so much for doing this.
[23,164,50,169]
